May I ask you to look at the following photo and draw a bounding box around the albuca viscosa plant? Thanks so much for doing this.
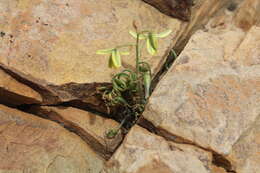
[97,23,171,137]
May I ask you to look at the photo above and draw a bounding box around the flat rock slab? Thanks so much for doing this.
[0,104,104,173]
[142,25,260,157]
[0,0,228,85]
[227,115,260,173]
[0,0,179,85]
[103,125,220,173]
[30,106,123,159]
[0,68,42,106]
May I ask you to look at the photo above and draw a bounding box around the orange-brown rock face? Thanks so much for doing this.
[29,106,123,159]
[102,126,214,173]
[0,0,228,86]
[0,104,104,173]
[142,5,260,171]
[0,68,42,106]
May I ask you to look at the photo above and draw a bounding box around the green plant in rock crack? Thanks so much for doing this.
[97,25,172,138]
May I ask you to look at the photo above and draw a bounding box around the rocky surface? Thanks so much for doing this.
[29,106,123,159]
[234,0,260,31]
[227,115,260,173]
[0,104,104,173]
[142,3,260,172]
[143,25,260,154]
[102,125,215,173]
[0,68,42,106]
[0,0,228,86]
[0,0,259,172]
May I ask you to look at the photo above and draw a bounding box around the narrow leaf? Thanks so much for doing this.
[129,30,146,39]
[111,50,121,68]
[143,72,151,99]
[146,33,157,55]
[120,51,130,55]
[108,55,113,68]
[96,48,114,55]
[153,29,172,38]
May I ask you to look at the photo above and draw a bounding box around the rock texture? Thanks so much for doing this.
[0,68,42,106]
[143,25,260,153]
[0,0,228,86]
[142,0,194,21]
[142,4,260,172]
[0,104,104,173]
[234,0,260,31]
[0,63,110,113]
[103,125,215,173]
[29,106,123,159]
[227,115,260,173]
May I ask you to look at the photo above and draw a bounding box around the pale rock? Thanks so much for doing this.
[102,125,214,173]
[0,68,42,105]
[142,25,260,157]
[0,0,228,85]
[29,106,123,159]
[0,104,104,173]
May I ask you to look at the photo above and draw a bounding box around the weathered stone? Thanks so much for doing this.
[142,23,260,159]
[0,63,109,113]
[0,104,104,173]
[103,125,214,173]
[0,0,228,86]
[226,115,260,173]
[234,0,260,31]
[142,0,194,21]
[0,68,42,106]
[29,106,123,159]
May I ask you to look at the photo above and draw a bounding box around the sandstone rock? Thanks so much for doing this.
[103,125,215,173]
[142,23,260,159]
[234,0,260,31]
[29,106,123,159]
[0,68,42,106]
[0,104,104,173]
[226,115,260,173]
[0,63,109,113]
[142,0,194,21]
[0,0,228,86]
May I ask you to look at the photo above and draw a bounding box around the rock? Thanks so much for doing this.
[103,125,216,173]
[142,0,194,21]
[226,115,260,173]
[234,0,260,31]
[142,22,260,159]
[0,104,104,173]
[0,63,110,113]
[0,0,228,86]
[0,68,42,106]
[29,106,123,159]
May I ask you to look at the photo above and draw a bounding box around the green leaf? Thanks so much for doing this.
[143,72,151,99]
[111,49,121,68]
[108,55,113,68]
[129,30,146,39]
[114,96,128,105]
[120,51,130,55]
[146,33,158,55]
[96,48,114,55]
[153,29,172,38]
